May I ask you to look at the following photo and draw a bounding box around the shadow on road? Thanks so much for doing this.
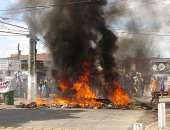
[0,108,84,127]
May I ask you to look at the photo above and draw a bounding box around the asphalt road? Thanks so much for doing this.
[0,108,157,130]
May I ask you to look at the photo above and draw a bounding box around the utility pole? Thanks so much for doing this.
[17,43,22,97]
[27,32,37,101]
[17,43,21,60]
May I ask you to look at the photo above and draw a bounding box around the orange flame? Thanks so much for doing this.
[35,98,49,107]
[108,81,130,106]
[58,80,69,92]
[34,62,130,108]
[70,62,102,107]
[72,62,96,99]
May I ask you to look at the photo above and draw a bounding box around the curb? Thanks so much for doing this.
[0,128,84,130]
[145,122,170,130]
[145,122,158,130]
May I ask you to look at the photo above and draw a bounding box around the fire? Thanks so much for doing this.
[70,62,102,107]
[34,62,130,108]
[108,81,130,106]
[50,97,71,106]
[72,62,96,99]
[58,80,70,93]
[35,98,49,107]
[35,62,102,108]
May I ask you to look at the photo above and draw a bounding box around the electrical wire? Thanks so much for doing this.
[0,30,28,36]
[0,0,167,13]
[111,28,170,37]
[0,16,23,21]
[37,38,48,47]
[0,27,29,33]
[0,0,166,16]
[0,17,29,33]
[0,34,27,36]
[1,25,170,37]
[109,26,170,35]
[0,0,92,12]
[0,20,28,30]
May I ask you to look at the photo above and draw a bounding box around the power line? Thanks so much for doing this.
[0,0,166,16]
[0,17,29,33]
[0,27,29,33]
[0,30,28,36]
[0,0,92,13]
[0,20,28,30]
[37,38,48,47]
[0,0,126,15]
[0,5,53,12]
[0,0,166,13]
[0,16,23,21]
[111,29,170,37]
[127,0,169,12]
[0,34,27,36]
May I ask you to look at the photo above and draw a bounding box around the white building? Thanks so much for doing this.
[0,58,21,81]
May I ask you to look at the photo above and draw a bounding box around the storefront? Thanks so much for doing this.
[150,58,170,95]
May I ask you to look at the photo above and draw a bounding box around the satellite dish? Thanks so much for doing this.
[158,63,166,71]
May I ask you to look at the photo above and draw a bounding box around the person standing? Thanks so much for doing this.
[138,73,144,97]
[50,80,57,95]
[41,80,49,98]
[127,73,133,96]
[133,74,139,97]
[45,80,49,98]
[38,80,43,97]
[159,77,165,97]
[168,85,170,96]
[150,76,158,105]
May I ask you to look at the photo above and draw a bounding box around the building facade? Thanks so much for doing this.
[7,53,50,98]
[0,58,21,81]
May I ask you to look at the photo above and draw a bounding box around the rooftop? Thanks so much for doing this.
[9,53,49,61]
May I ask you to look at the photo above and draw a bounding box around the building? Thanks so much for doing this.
[6,53,50,98]
[150,58,170,75]
[0,58,20,81]
[9,53,50,81]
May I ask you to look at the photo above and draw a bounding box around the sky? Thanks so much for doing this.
[0,0,170,58]
[0,0,47,58]
[113,0,170,58]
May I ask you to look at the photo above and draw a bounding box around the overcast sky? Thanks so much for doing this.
[0,0,170,58]
[0,0,47,58]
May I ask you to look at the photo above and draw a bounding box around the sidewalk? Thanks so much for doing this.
[0,98,28,110]
[146,122,170,130]
[146,109,170,130]
[0,127,79,130]
[0,104,15,110]
[134,96,170,130]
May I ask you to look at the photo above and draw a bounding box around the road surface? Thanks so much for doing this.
[0,108,157,130]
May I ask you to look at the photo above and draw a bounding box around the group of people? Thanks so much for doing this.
[150,77,166,94]
[38,73,170,104]
[121,71,170,104]
[150,76,167,104]
[38,80,57,98]
[120,72,146,97]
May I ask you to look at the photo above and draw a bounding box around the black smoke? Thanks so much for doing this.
[42,0,118,82]
[11,0,122,85]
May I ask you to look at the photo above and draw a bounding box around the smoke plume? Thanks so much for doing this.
[115,0,161,60]
[44,0,118,82]
[11,0,161,77]
[13,0,122,83]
